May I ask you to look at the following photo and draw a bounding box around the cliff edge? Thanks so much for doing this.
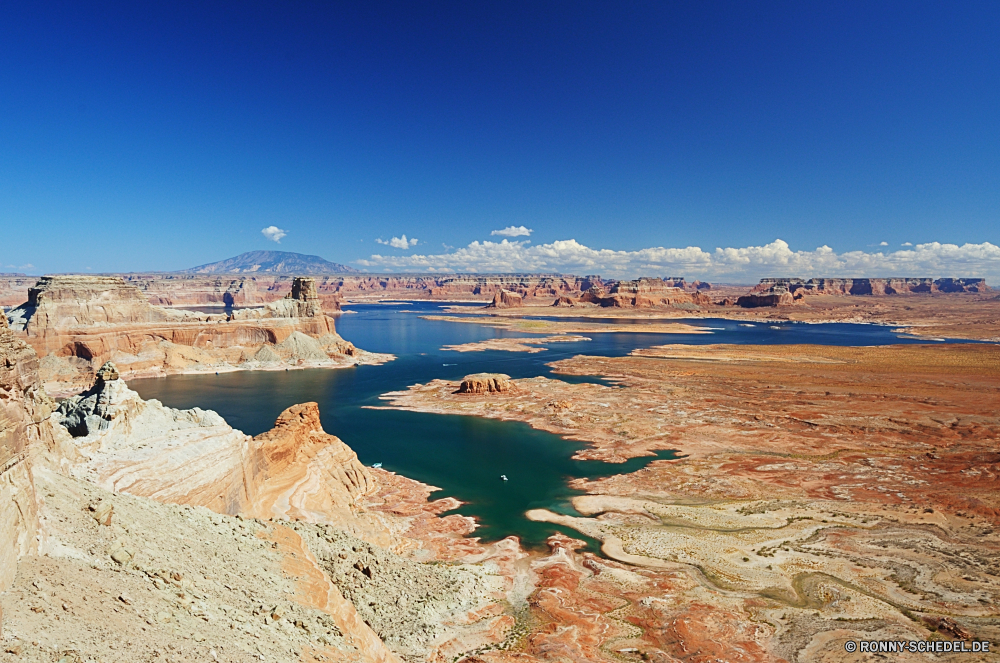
[7,275,385,395]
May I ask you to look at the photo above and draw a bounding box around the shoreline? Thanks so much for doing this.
[46,350,396,398]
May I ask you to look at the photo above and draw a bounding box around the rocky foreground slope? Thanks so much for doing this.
[0,342,515,662]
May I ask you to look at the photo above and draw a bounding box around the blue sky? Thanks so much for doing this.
[2,1,999,279]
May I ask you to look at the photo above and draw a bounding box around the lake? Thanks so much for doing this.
[130,301,941,549]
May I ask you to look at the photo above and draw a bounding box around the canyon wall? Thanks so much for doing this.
[124,274,598,306]
[0,314,70,594]
[752,276,989,296]
[570,277,711,308]
[0,315,42,593]
[734,277,990,307]
[6,275,374,395]
[1,273,723,315]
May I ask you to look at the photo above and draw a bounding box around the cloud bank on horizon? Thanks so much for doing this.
[356,238,1000,281]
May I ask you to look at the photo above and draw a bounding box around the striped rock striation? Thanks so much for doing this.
[752,277,989,296]
[0,314,45,593]
[244,402,381,530]
[6,275,383,395]
[484,289,523,309]
[0,312,76,593]
[53,364,377,525]
[565,277,712,308]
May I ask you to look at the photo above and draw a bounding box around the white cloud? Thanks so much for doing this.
[376,235,419,250]
[902,242,913,246]
[879,241,888,246]
[356,238,1000,282]
[491,225,533,237]
[261,226,287,243]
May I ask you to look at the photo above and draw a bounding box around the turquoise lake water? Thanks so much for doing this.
[129,302,944,549]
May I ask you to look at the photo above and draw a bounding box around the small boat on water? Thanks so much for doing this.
[372,463,382,469]
[500,474,508,481]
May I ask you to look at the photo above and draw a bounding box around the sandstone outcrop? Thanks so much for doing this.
[7,275,382,395]
[736,282,796,307]
[574,277,709,308]
[53,363,259,514]
[246,402,378,525]
[484,289,523,309]
[1,272,718,314]
[752,276,989,296]
[731,276,991,308]
[456,373,513,394]
[0,315,44,593]
[52,369,382,529]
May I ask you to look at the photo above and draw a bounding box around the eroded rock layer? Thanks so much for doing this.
[484,289,523,309]
[0,357,520,661]
[0,315,45,592]
[381,343,1000,659]
[6,275,385,395]
[457,373,513,394]
[567,277,711,308]
[2,273,722,311]
[754,277,989,296]
[246,402,377,525]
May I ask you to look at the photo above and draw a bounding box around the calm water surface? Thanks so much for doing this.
[129,302,939,549]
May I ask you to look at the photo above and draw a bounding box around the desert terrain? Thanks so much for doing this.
[380,342,1000,660]
[2,271,999,662]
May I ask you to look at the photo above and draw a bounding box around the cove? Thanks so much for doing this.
[129,301,948,550]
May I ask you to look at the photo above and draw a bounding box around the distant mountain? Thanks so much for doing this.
[183,251,357,274]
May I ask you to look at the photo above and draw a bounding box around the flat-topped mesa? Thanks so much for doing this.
[484,289,523,309]
[232,275,327,321]
[737,283,796,308]
[752,277,989,296]
[457,373,513,394]
[575,277,710,308]
[4,275,375,394]
[13,275,181,334]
